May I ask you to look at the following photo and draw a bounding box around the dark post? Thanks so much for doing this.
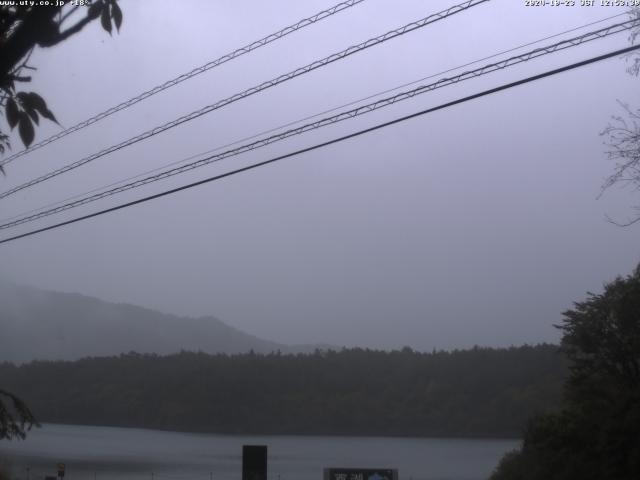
[242,445,267,480]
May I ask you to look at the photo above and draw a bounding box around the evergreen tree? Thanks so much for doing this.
[491,265,640,480]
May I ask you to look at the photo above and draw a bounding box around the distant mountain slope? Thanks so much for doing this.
[0,282,304,363]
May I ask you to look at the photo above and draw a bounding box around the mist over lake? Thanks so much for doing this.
[0,424,517,480]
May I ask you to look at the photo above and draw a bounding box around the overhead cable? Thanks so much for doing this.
[0,19,635,231]
[0,11,627,226]
[0,0,368,167]
[1,43,638,245]
[0,0,490,200]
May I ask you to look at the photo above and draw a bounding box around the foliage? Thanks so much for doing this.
[490,265,640,480]
[600,8,640,225]
[0,344,565,438]
[0,0,122,170]
[0,389,38,440]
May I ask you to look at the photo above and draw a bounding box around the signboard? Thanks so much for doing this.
[56,464,66,478]
[324,468,398,480]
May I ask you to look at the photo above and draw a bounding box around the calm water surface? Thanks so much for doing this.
[0,424,518,480]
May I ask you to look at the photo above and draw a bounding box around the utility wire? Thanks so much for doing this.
[0,19,636,231]
[1,43,638,246]
[0,0,490,200]
[0,11,627,226]
[0,0,367,167]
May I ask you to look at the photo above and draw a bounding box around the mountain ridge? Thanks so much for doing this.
[0,282,326,363]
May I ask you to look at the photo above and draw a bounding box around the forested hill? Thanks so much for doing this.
[0,345,566,438]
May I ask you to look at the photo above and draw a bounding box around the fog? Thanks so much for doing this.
[1,0,638,351]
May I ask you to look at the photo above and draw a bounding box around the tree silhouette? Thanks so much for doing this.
[0,345,566,438]
[0,389,38,440]
[491,265,640,480]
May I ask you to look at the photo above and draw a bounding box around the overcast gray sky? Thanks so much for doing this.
[1,0,639,350]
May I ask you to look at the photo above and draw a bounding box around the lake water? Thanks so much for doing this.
[0,424,518,480]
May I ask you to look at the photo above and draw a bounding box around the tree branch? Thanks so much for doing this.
[0,7,60,80]
[59,5,80,26]
[52,14,94,45]
[0,388,38,440]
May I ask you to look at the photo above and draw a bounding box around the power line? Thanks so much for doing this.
[1,19,636,231]
[2,12,626,225]
[2,19,635,228]
[0,0,490,200]
[0,12,627,226]
[1,43,638,246]
[0,0,367,168]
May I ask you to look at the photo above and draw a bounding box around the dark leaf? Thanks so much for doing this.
[18,91,36,109]
[111,1,122,31]
[42,108,58,124]
[18,92,40,125]
[0,79,15,94]
[87,0,102,19]
[101,5,112,34]
[6,97,19,129]
[25,107,39,125]
[18,114,35,147]
[23,92,58,124]
[0,132,11,155]
[0,137,5,173]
